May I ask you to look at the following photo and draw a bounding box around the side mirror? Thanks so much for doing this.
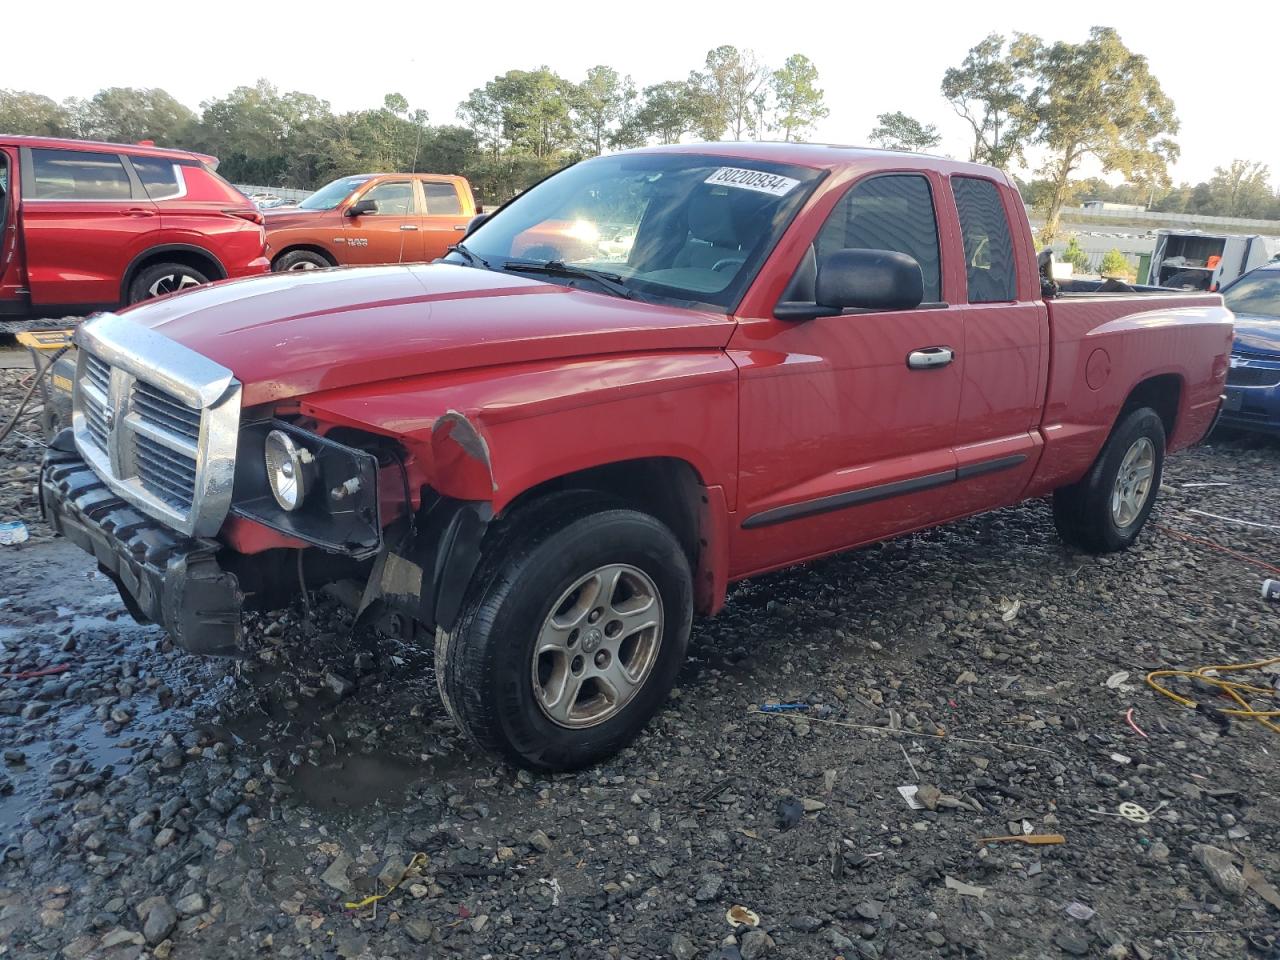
[816,249,924,312]
[462,212,491,238]
[346,198,378,217]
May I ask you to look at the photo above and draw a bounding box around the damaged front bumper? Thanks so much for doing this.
[40,433,243,655]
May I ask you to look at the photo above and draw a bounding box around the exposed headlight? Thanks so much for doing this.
[264,429,314,511]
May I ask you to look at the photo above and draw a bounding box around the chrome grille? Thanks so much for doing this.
[70,313,242,537]
[135,433,198,509]
[133,381,202,440]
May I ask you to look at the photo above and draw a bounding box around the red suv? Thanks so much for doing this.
[0,136,269,319]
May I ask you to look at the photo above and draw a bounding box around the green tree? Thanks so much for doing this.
[458,68,575,160]
[692,45,770,140]
[1099,247,1133,279]
[1017,27,1179,244]
[571,65,636,155]
[1062,236,1091,273]
[868,111,942,152]
[769,54,827,142]
[941,34,1029,167]
[1207,160,1272,218]
[0,89,74,136]
[80,87,196,145]
[626,80,704,145]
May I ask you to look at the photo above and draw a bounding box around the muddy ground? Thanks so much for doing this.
[2,360,1279,960]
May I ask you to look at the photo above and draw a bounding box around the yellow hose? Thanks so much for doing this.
[1146,657,1280,734]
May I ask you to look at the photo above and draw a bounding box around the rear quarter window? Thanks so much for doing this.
[130,157,184,200]
[953,176,1018,303]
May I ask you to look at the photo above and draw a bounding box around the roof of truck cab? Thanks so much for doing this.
[627,141,1010,181]
[0,134,217,167]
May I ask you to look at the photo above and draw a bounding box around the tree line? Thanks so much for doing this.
[2,30,1276,233]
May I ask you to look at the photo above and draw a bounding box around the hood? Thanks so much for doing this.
[117,264,734,406]
[263,207,335,230]
[1233,313,1280,358]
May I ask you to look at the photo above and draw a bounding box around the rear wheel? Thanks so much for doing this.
[435,494,693,771]
[274,249,332,272]
[127,262,209,303]
[1053,406,1166,553]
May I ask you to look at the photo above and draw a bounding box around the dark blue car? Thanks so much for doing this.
[1221,262,1280,435]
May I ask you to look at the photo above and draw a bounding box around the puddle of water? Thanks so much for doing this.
[289,752,431,811]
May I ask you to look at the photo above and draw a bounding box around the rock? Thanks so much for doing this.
[174,893,205,917]
[1193,843,1246,897]
[154,827,176,848]
[827,928,855,951]
[100,928,143,949]
[915,784,942,811]
[3,749,24,765]
[740,929,776,959]
[671,932,699,960]
[791,916,822,933]
[694,873,723,901]
[321,853,355,894]
[856,899,884,921]
[143,903,177,946]
[956,670,978,685]
[21,702,50,720]
[323,671,356,697]
[527,829,553,853]
[154,940,174,960]
[801,798,826,812]
[1054,927,1092,956]
[404,918,434,943]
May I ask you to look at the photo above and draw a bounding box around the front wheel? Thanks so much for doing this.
[1053,405,1166,553]
[435,495,693,771]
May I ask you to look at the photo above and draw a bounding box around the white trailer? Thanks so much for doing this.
[1148,230,1279,290]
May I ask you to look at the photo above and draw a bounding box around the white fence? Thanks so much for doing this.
[1051,205,1280,234]
[234,184,311,203]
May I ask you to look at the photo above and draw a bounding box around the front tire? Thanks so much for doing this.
[274,249,332,272]
[127,262,210,303]
[435,495,693,771]
[1053,405,1166,553]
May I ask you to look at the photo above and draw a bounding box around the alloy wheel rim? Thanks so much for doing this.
[1111,436,1155,528]
[147,273,202,297]
[287,260,320,271]
[531,563,663,729]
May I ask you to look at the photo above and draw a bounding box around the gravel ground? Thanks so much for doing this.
[2,361,1279,960]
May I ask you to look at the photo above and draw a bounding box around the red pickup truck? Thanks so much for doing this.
[0,135,269,319]
[41,143,1231,770]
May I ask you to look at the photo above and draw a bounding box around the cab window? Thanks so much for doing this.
[423,182,463,215]
[814,174,943,303]
[359,180,414,216]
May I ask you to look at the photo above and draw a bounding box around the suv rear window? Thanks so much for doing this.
[424,182,463,215]
[953,176,1017,303]
[131,156,184,201]
[31,149,132,201]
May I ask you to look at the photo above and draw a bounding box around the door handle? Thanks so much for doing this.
[400,224,419,231]
[453,225,467,231]
[907,347,955,370]
[122,208,156,218]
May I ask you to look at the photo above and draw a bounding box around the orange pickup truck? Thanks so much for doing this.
[263,173,476,271]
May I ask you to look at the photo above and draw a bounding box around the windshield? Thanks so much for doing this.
[456,153,824,310]
[1224,269,1280,320]
[298,175,374,211]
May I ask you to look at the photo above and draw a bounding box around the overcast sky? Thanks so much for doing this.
[8,0,1274,184]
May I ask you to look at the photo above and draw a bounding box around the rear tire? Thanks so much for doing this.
[274,250,332,272]
[1053,406,1166,553]
[435,494,693,771]
[127,262,210,303]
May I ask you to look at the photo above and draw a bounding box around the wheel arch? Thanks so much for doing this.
[1121,372,1183,441]
[121,244,226,301]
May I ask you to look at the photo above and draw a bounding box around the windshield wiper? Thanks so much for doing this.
[446,242,492,270]
[502,260,635,300]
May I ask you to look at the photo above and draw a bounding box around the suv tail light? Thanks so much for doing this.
[225,208,264,226]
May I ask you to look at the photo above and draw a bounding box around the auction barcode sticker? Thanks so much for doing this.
[704,167,800,197]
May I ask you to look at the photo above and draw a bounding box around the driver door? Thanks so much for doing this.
[342,179,422,264]
[729,172,965,577]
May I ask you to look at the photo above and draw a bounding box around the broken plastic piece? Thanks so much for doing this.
[944,875,986,898]
[978,834,1066,846]
[897,785,922,810]
[726,905,760,928]
[1064,902,1096,921]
